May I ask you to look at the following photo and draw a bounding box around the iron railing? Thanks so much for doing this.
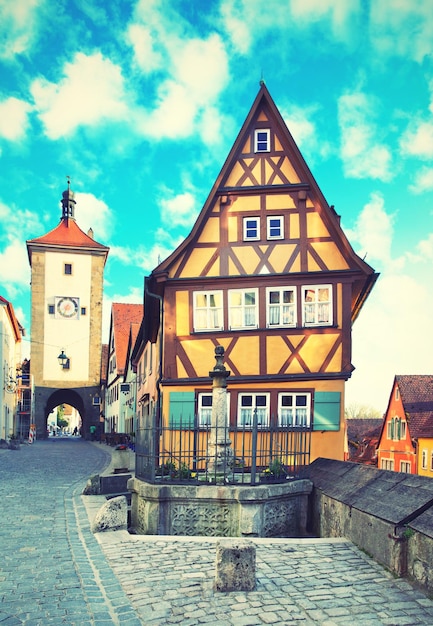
[135,411,311,485]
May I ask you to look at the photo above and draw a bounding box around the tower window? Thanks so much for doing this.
[81,307,87,316]
[64,263,72,275]
[48,305,55,314]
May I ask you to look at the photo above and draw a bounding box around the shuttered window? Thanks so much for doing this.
[169,392,195,429]
[313,392,341,431]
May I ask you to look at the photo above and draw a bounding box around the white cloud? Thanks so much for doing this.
[0,201,35,299]
[400,120,433,160]
[73,192,113,243]
[409,167,433,194]
[0,97,32,141]
[370,0,433,63]
[125,23,163,73]
[290,0,360,35]
[159,191,198,229]
[338,92,393,181]
[281,103,332,160]
[0,0,40,59]
[31,52,130,139]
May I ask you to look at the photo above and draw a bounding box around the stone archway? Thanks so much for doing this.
[44,389,86,436]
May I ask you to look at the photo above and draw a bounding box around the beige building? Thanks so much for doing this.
[26,182,109,438]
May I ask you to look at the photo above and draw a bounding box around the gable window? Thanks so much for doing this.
[278,393,311,427]
[238,393,269,428]
[254,129,270,152]
[243,217,260,240]
[302,285,332,326]
[388,417,406,440]
[267,287,296,327]
[64,263,72,275]
[267,216,283,240]
[193,291,223,331]
[229,289,258,329]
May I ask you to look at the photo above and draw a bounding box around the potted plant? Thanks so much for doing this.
[260,458,287,482]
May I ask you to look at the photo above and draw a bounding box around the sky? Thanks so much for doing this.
[1,0,433,414]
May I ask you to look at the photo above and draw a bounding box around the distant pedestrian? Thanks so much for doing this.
[90,425,96,441]
[73,426,78,436]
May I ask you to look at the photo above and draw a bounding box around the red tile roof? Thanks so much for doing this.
[396,375,433,439]
[112,303,143,375]
[26,218,109,262]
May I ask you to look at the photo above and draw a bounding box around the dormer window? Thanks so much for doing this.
[254,129,270,152]
[243,217,260,240]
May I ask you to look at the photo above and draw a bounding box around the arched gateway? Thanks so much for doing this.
[26,181,109,439]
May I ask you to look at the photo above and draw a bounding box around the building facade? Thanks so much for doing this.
[136,84,377,470]
[26,182,109,438]
[0,296,24,442]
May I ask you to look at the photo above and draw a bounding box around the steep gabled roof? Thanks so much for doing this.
[396,375,433,439]
[151,83,377,320]
[111,303,143,376]
[0,295,22,342]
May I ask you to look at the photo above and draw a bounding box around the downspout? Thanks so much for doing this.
[144,285,163,431]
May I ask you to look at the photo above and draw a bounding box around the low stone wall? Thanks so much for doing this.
[307,458,433,595]
[128,477,312,538]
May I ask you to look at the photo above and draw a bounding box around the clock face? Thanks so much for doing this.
[56,297,79,319]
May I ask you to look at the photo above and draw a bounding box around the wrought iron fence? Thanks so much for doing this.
[135,410,311,486]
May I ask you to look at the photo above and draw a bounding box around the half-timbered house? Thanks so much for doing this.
[136,83,377,475]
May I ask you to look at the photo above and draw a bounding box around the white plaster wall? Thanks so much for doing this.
[43,251,91,382]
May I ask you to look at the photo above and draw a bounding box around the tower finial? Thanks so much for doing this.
[61,176,76,221]
[259,70,265,86]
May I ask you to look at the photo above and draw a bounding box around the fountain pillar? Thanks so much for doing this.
[207,346,233,482]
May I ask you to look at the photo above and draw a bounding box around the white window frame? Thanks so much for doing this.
[266,287,296,328]
[400,461,411,473]
[193,290,224,332]
[278,393,311,427]
[243,217,260,241]
[381,458,394,470]
[237,393,270,429]
[254,128,270,153]
[229,288,258,329]
[267,216,284,240]
[198,393,230,428]
[422,449,427,470]
[302,285,332,326]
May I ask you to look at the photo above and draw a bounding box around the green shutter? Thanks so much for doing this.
[169,392,195,429]
[313,392,341,431]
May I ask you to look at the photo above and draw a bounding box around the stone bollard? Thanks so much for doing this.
[91,495,128,533]
[215,538,256,592]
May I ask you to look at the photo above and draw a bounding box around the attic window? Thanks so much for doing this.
[243,217,260,240]
[254,129,270,152]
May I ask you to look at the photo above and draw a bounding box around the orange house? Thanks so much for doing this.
[377,375,433,475]
[134,83,377,474]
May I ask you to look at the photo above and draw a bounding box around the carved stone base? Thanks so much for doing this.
[128,478,313,537]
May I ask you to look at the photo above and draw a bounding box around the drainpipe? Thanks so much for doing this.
[144,284,164,444]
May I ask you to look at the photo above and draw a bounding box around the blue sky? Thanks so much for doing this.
[1,0,433,413]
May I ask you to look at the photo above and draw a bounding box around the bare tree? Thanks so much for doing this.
[345,403,382,420]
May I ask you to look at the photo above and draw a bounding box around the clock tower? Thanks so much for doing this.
[26,181,109,438]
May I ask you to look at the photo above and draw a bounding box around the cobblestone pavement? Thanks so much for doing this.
[1,439,433,625]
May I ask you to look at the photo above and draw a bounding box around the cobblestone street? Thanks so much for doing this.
[1,439,433,625]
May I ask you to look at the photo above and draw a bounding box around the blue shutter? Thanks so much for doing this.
[313,392,341,431]
[169,392,195,429]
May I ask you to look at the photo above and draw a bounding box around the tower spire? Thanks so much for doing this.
[61,175,76,220]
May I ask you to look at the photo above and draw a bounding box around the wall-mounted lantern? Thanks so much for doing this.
[57,350,70,369]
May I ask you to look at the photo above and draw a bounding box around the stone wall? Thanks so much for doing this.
[128,478,312,538]
[307,458,433,595]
